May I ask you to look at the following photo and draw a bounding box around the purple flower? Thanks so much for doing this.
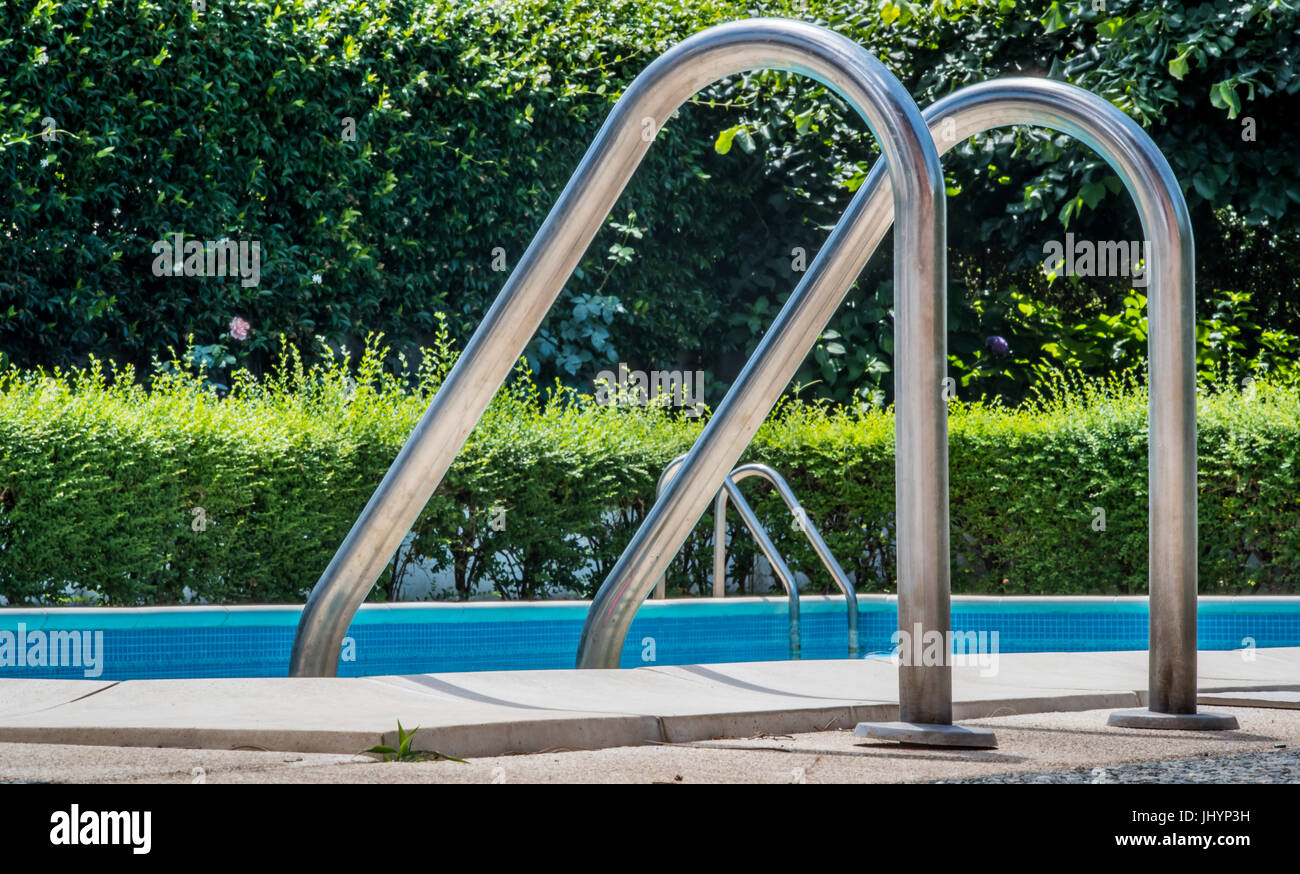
[229,316,250,341]
[985,335,1009,356]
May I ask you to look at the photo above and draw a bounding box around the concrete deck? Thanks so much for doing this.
[0,648,1295,758]
[6,705,1296,783]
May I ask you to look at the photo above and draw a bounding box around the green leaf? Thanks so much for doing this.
[1041,2,1066,34]
[1079,181,1108,209]
[1221,82,1242,118]
[1192,172,1218,201]
[1096,16,1123,39]
[713,125,740,155]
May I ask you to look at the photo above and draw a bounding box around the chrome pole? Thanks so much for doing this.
[720,477,802,660]
[290,18,948,679]
[651,461,675,600]
[573,28,948,707]
[654,454,803,658]
[586,76,1231,744]
[656,455,858,658]
[713,488,728,598]
[729,463,859,658]
[858,78,1235,739]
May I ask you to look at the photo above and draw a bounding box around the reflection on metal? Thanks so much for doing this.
[653,455,858,660]
[291,18,948,682]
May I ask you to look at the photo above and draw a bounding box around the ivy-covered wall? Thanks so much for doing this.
[3,1,1298,404]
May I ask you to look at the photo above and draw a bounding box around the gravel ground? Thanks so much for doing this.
[1,705,1297,783]
[931,748,1299,783]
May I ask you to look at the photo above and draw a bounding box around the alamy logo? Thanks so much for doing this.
[0,624,104,677]
[594,363,705,418]
[49,805,151,854]
[889,622,1000,677]
[151,232,261,287]
[1043,233,1149,288]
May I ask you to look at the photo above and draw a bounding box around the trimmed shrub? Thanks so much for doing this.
[0,340,1295,605]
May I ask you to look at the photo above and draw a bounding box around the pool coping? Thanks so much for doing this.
[0,647,1295,757]
[4,593,1299,629]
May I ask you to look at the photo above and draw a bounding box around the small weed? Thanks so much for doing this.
[363,721,466,763]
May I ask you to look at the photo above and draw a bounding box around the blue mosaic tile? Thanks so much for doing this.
[0,598,1295,679]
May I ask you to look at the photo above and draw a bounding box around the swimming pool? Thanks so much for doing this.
[2,595,1297,680]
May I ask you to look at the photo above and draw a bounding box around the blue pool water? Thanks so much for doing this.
[1,595,1298,680]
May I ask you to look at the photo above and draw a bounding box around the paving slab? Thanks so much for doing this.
[0,676,660,755]
[0,648,1293,758]
[0,679,118,718]
[1198,690,1300,710]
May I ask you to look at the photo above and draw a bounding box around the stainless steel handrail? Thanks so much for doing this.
[579,76,1209,731]
[650,457,722,600]
[571,27,948,693]
[291,18,948,680]
[653,455,857,659]
[654,455,802,659]
[291,20,1205,734]
[727,463,859,658]
[916,79,1201,721]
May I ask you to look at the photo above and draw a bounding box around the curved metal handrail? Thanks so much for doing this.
[291,18,947,678]
[572,26,947,675]
[655,455,802,659]
[918,80,1198,719]
[581,76,1204,727]
[727,463,859,658]
[654,455,857,659]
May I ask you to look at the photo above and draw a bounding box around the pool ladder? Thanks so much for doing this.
[291,16,1231,741]
[653,454,859,660]
[290,18,941,682]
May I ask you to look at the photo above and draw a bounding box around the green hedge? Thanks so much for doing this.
[0,0,778,380]
[4,0,1299,404]
[0,339,1296,605]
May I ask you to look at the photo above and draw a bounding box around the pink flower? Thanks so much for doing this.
[229,317,251,341]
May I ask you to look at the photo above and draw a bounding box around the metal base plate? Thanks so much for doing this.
[854,721,998,749]
[1106,709,1240,731]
